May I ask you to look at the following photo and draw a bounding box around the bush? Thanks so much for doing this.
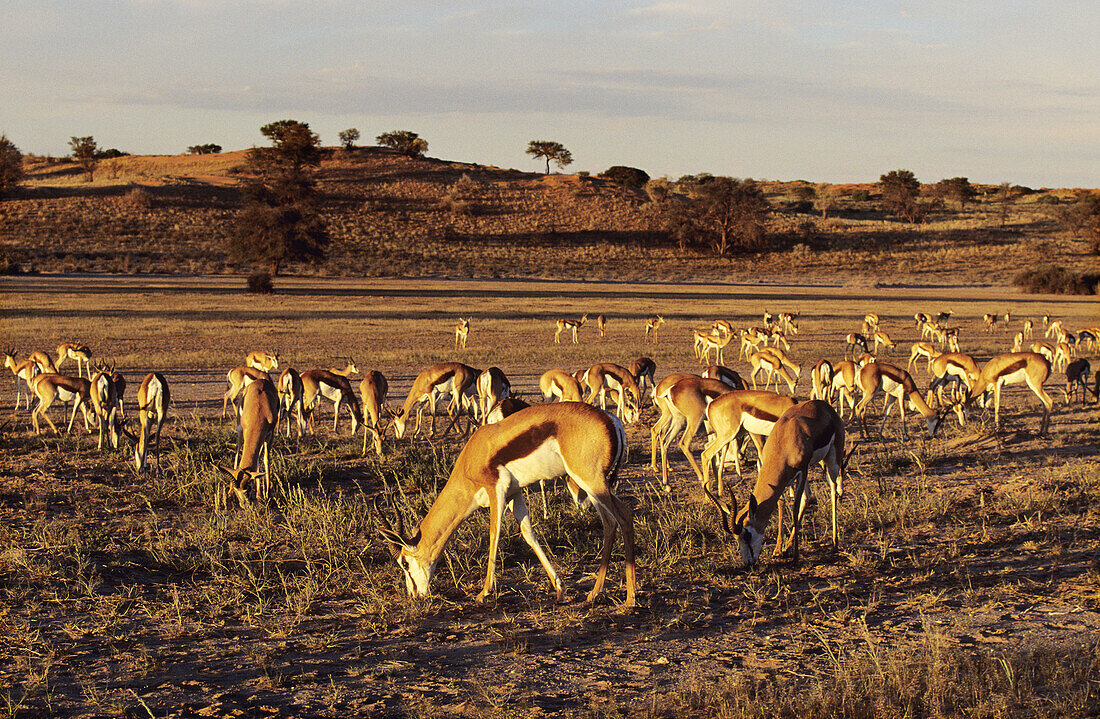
[439,193,472,216]
[1013,264,1098,295]
[188,144,222,155]
[1037,194,1061,205]
[377,130,428,158]
[247,271,274,294]
[599,165,650,188]
[850,189,871,202]
[122,187,153,209]
[0,134,23,197]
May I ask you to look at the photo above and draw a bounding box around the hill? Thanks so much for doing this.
[0,148,1095,284]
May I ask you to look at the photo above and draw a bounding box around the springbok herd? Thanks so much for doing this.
[4,309,1099,608]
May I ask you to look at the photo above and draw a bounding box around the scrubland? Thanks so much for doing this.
[0,276,1097,717]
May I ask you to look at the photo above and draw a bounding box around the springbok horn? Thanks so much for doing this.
[841,443,859,472]
[702,485,737,535]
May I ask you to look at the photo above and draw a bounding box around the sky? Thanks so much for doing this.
[2,1,1098,187]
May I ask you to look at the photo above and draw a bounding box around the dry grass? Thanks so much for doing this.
[0,278,1097,717]
[2,150,1096,283]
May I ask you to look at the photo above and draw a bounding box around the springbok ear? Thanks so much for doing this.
[215,464,236,478]
[747,494,758,518]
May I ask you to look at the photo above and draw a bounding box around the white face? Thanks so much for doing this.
[738,526,765,566]
[397,551,434,597]
[392,415,407,438]
[925,415,942,437]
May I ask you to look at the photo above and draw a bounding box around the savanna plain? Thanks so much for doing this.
[0,275,1097,718]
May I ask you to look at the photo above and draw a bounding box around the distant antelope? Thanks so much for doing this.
[454,318,470,349]
[596,314,606,338]
[845,332,869,357]
[644,315,665,343]
[554,314,588,344]
[872,331,895,355]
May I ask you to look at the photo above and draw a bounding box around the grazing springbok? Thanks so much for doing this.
[216,377,279,509]
[360,370,390,456]
[706,400,849,567]
[30,373,93,436]
[964,352,1052,434]
[378,402,636,606]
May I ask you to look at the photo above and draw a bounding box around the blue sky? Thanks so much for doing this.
[3,1,1097,186]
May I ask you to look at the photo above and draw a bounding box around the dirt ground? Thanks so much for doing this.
[0,276,1097,717]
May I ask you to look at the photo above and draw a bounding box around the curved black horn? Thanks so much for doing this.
[702,486,738,535]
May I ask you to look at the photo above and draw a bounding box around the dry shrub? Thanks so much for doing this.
[439,192,473,216]
[247,271,274,294]
[1013,264,1098,295]
[122,186,153,209]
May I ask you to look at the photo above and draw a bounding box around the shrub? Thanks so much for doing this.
[599,165,650,188]
[122,187,153,209]
[247,271,274,294]
[1013,264,1098,295]
[439,193,472,216]
[0,135,23,197]
[377,130,428,158]
[850,189,871,202]
[187,143,222,155]
[1037,194,1061,205]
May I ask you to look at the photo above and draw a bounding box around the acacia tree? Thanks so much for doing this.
[377,130,428,158]
[69,136,98,182]
[662,176,770,256]
[526,140,573,174]
[814,183,841,219]
[338,128,360,150]
[935,177,975,209]
[0,134,23,197]
[230,120,328,278]
[879,169,926,222]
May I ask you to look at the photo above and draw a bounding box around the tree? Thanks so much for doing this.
[935,177,975,209]
[526,140,573,174]
[231,119,328,277]
[0,134,23,197]
[377,130,428,158]
[338,128,360,150]
[814,184,841,219]
[1054,191,1100,251]
[661,176,770,256]
[187,143,222,155]
[997,181,1013,227]
[69,136,98,182]
[879,169,926,222]
[599,165,649,188]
